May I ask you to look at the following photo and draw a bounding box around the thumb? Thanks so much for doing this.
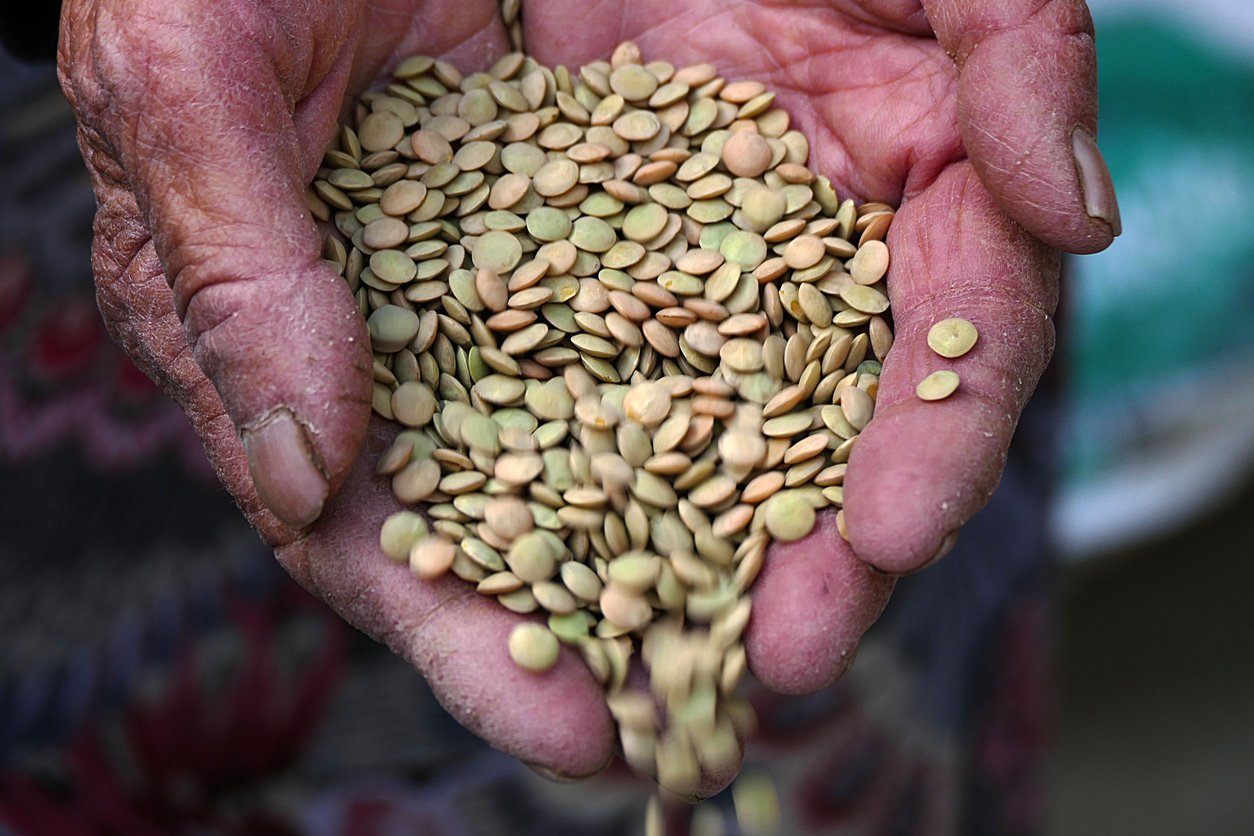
[78,4,371,528]
[925,0,1121,254]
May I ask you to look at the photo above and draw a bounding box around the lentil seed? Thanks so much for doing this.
[508,623,561,672]
[917,369,960,401]
[927,317,979,358]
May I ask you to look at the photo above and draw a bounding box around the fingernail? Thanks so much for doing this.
[522,761,574,783]
[917,529,960,572]
[241,407,328,529]
[1072,127,1122,237]
[832,640,862,681]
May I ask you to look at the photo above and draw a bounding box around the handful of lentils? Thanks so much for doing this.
[307,39,928,801]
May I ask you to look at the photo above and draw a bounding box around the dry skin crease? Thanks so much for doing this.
[310,41,900,800]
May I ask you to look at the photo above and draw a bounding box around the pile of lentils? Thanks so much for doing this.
[306,41,940,800]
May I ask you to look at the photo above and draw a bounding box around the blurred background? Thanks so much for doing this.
[1,0,1252,834]
[1048,0,1254,832]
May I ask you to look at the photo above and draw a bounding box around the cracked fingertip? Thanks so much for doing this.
[241,406,328,529]
[523,750,612,784]
[1072,127,1121,239]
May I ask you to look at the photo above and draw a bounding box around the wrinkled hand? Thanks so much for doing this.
[58,0,1118,792]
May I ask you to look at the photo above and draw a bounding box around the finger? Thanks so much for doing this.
[844,163,1058,573]
[922,0,1121,253]
[88,208,290,540]
[277,422,616,779]
[745,513,896,694]
[65,3,383,530]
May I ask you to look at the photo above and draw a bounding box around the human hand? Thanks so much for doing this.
[58,0,1116,792]
[515,0,1116,695]
[58,0,619,784]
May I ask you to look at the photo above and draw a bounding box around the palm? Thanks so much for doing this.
[527,0,952,204]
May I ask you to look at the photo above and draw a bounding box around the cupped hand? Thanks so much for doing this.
[524,0,1118,694]
[57,0,1117,792]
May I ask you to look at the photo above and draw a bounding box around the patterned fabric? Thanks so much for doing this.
[0,51,1054,836]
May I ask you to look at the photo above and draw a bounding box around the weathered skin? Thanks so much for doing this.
[58,0,1117,792]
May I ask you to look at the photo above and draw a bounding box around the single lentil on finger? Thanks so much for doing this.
[916,369,960,401]
[927,317,978,358]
